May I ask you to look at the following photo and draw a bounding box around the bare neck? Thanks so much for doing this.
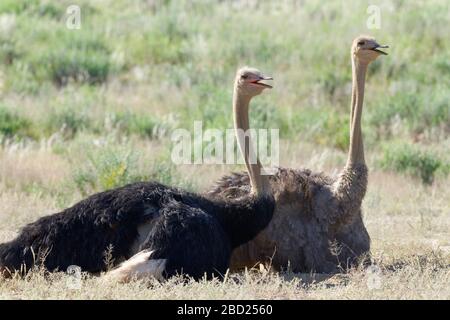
[347,58,368,167]
[233,87,270,197]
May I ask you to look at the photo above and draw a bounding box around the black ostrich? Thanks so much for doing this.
[0,67,275,281]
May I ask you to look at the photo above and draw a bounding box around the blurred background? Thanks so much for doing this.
[0,0,448,204]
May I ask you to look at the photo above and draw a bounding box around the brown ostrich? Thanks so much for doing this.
[206,36,389,273]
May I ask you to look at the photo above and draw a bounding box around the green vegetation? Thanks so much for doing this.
[380,143,448,185]
[72,147,144,196]
[72,146,194,196]
[44,106,92,138]
[148,153,195,191]
[0,106,34,139]
[0,0,448,186]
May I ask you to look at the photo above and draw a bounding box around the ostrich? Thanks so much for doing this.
[0,67,275,281]
[207,36,389,273]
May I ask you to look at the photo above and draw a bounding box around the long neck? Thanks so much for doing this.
[330,56,369,227]
[347,58,368,167]
[233,87,270,197]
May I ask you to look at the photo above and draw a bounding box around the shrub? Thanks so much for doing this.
[72,147,194,196]
[380,144,444,185]
[0,39,18,65]
[1,1,78,19]
[368,88,450,138]
[33,2,63,18]
[111,112,157,138]
[47,51,111,86]
[0,107,35,139]
[108,112,176,139]
[149,154,195,191]
[44,107,91,138]
[0,0,38,14]
[72,148,145,195]
[26,30,115,86]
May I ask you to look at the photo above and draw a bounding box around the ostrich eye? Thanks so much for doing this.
[241,74,248,79]
[358,41,365,46]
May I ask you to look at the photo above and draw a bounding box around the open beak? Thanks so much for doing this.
[371,44,389,55]
[251,75,273,88]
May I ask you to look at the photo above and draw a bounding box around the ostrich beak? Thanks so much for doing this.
[371,44,389,55]
[260,75,273,81]
[251,75,273,88]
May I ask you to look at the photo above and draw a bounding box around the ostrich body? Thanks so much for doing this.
[207,36,388,273]
[0,67,275,281]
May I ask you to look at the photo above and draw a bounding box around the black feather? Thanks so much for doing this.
[0,181,274,279]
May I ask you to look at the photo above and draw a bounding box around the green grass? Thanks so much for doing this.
[0,0,448,183]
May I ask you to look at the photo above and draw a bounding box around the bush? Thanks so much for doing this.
[111,112,157,138]
[0,1,70,18]
[24,29,115,87]
[73,148,145,195]
[149,154,195,191]
[107,111,176,139]
[368,88,450,138]
[0,39,18,65]
[72,147,194,196]
[0,107,35,139]
[41,35,113,86]
[0,0,38,14]
[44,107,91,138]
[47,50,111,86]
[380,144,444,185]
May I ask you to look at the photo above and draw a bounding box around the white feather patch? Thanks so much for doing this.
[105,249,167,283]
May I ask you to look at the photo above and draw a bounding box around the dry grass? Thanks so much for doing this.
[0,252,448,300]
[0,142,448,300]
[0,146,69,191]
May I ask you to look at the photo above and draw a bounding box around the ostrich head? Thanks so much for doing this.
[232,66,273,197]
[352,35,389,64]
[235,67,273,97]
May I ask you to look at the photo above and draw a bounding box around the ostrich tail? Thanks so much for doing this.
[0,243,11,277]
[0,241,34,278]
